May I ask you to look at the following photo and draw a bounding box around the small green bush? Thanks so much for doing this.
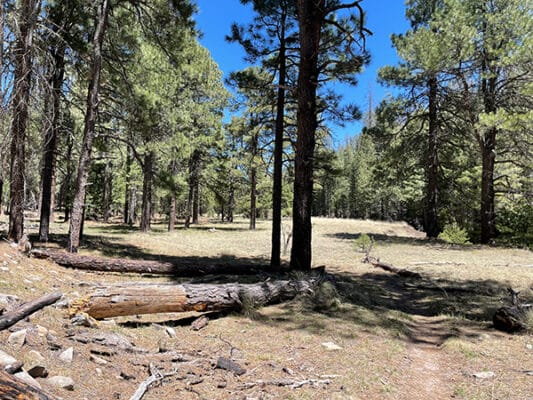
[438,222,471,245]
[354,233,374,253]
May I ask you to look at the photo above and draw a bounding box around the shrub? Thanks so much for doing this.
[438,222,471,245]
[354,233,374,253]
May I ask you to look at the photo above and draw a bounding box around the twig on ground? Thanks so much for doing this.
[240,378,332,390]
[128,364,176,400]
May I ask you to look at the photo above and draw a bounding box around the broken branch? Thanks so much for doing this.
[0,292,62,331]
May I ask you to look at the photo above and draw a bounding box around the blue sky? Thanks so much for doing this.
[194,1,409,146]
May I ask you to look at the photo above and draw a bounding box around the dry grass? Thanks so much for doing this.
[0,214,531,399]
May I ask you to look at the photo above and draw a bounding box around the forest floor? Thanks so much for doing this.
[0,215,532,399]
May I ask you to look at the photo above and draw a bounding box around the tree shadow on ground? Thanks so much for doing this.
[326,232,429,246]
[27,229,525,344]
[256,270,525,345]
[91,222,258,234]
[326,232,485,251]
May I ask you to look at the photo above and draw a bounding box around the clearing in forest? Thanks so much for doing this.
[0,216,532,399]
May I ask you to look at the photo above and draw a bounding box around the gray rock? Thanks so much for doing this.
[90,354,108,365]
[54,298,70,309]
[59,347,74,363]
[8,329,27,349]
[473,371,495,379]
[47,375,75,391]
[28,350,45,361]
[14,370,42,389]
[26,350,48,378]
[321,341,343,351]
[36,325,49,337]
[165,326,177,338]
[0,349,18,367]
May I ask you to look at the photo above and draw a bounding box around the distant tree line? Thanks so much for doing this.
[314,0,532,246]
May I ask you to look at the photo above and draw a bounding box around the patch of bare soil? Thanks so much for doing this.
[400,316,455,400]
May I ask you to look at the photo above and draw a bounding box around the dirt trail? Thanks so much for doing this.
[400,316,455,400]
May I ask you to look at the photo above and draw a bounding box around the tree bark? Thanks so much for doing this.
[124,146,132,224]
[290,0,323,270]
[168,192,176,231]
[186,150,200,227]
[168,159,177,231]
[72,279,315,319]
[140,151,153,232]
[31,249,269,276]
[8,0,41,242]
[0,291,62,331]
[102,157,112,222]
[39,43,66,241]
[271,7,287,268]
[68,0,110,252]
[479,18,498,244]
[0,370,58,400]
[249,129,258,230]
[424,75,439,238]
[192,178,199,225]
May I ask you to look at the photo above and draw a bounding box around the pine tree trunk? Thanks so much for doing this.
[249,131,258,230]
[271,11,287,267]
[140,151,153,232]
[167,159,177,231]
[479,63,498,243]
[186,150,200,227]
[39,44,65,242]
[68,0,110,252]
[8,0,40,242]
[290,0,323,270]
[227,181,234,223]
[168,192,176,231]
[425,75,439,238]
[102,158,112,222]
[250,165,257,230]
[480,132,496,243]
[192,179,199,225]
[124,146,133,224]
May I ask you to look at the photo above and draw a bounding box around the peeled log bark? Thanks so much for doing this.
[73,280,314,319]
[31,249,269,276]
[0,370,58,400]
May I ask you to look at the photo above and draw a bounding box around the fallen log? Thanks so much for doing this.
[72,279,315,319]
[363,255,422,279]
[31,249,270,276]
[493,306,527,333]
[493,288,531,333]
[0,370,58,400]
[0,292,62,331]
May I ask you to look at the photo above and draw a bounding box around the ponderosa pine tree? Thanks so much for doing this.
[291,0,369,269]
[433,0,533,243]
[378,0,450,238]
[39,0,87,241]
[8,0,41,242]
[67,0,110,252]
[228,0,298,265]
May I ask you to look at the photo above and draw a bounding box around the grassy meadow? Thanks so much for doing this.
[0,214,532,399]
